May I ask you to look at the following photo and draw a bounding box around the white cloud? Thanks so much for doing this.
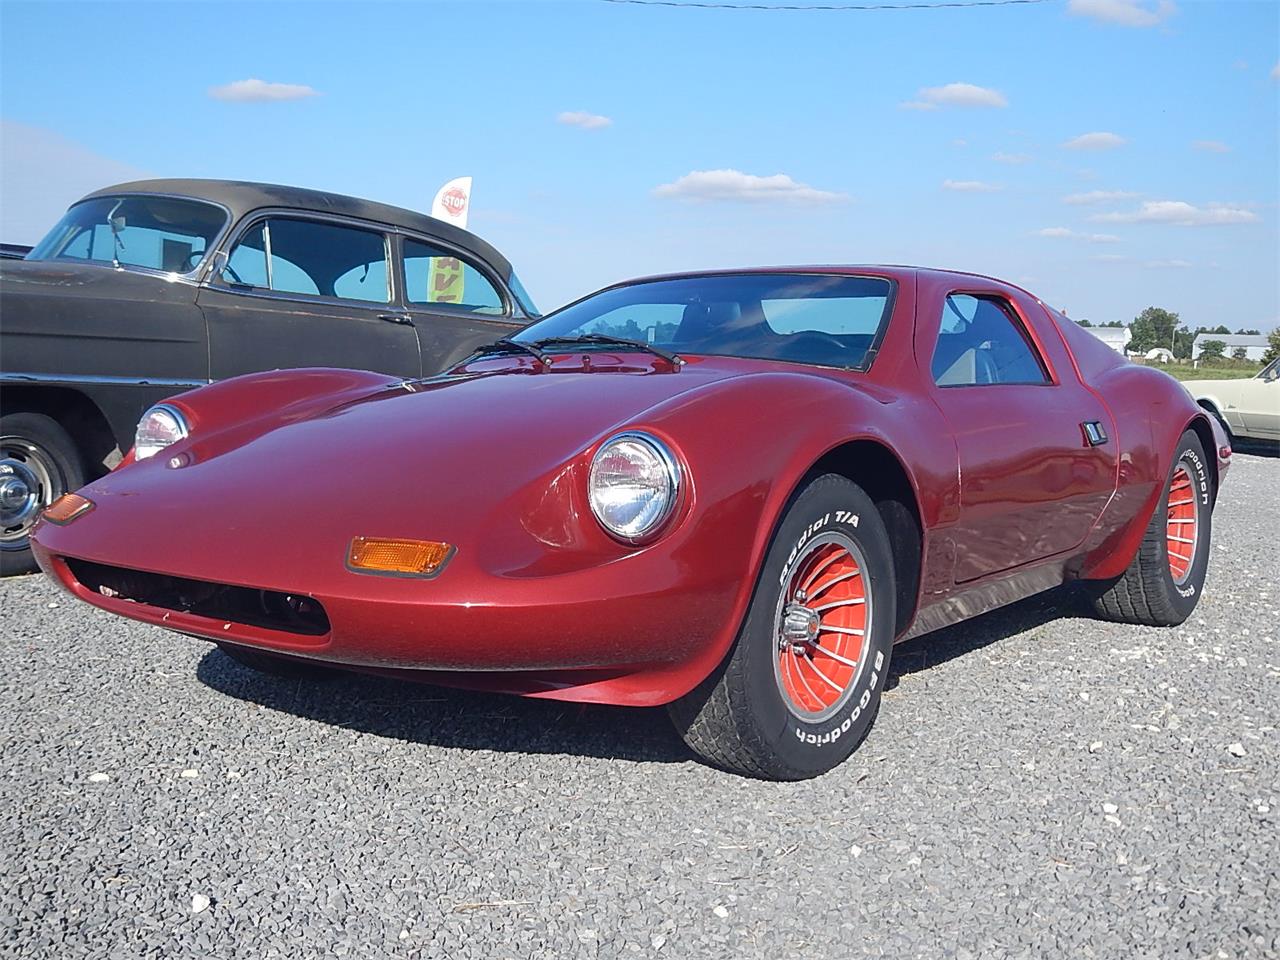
[1063,131,1128,150]
[1063,189,1139,205]
[1144,259,1193,268]
[653,169,846,204]
[952,138,969,147]
[1067,0,1176,27]
[556,110,612,130]
[992,152,1032,164]
[1192,140,1230,153]
[1091,200,1260,226]
[0,120,149,243]
[208,78,319,102]
[1091,253,1130,262]
[1271,61,1280,80]
[901,82,1008,110]
[1036,227,1121,243]
[942,179,1002,193]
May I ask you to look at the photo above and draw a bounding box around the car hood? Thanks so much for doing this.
[50,357,754,587]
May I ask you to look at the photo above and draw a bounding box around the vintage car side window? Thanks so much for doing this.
[403,239,505,315]
[222,218,389,303]
[933,294,1050,387]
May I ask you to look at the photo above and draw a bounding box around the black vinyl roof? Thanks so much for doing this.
[81,178,514,279]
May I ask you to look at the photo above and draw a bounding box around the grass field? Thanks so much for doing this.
[1142,363,1261,382]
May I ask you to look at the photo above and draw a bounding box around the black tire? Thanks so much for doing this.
[1087,429,1212,626]
[216,643,336,680]
[668,474,896,780]
[1,412,85,576]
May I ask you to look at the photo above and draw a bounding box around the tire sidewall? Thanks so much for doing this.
[1157,431,1212,620]
[739,475,896,778]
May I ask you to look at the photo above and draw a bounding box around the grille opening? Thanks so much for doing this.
[64,558,331,637]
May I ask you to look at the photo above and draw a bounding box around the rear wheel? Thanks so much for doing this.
[668,474,896,780]
[1,413,84,576]
[217,643,336,680]
[1087,429,1212,626]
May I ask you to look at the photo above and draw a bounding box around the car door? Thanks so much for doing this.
[920,283,1117,582]
[197,214,422,380]
[397,235,524,374]
[1236,363,1280,440]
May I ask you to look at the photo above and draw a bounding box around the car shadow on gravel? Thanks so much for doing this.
[884,584,1091,690]
[196,585,1092,763]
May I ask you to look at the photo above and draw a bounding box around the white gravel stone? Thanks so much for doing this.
[190,894,210,914]
[86,772,110,783]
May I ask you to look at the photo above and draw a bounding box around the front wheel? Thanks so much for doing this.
[668,474,896,780]
[1,413,85,576]
[1087,429,1213,626]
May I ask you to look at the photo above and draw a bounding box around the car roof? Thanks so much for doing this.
[80,178,514,280]
[607,264,1040,295]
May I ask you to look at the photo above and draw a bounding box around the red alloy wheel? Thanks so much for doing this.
[774,534,871,720]
[1165,463,1199,584]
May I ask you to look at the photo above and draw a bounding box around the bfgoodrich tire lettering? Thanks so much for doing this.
[668,474,896,780]
[1088,428,1213,627]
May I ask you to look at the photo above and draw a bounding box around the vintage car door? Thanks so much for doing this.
[197,215,422,380]
[1236,364,1280,440]
[397,235,525,374]
[918,279,1118,582]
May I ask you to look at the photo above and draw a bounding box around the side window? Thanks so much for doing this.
[403,239,505,315]
[933,294,1050,386]
[221,218,389,303]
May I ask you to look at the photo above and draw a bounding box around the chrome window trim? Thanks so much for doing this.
[207,209,397,309]
[31,192,234,283]
[1,372,211,388]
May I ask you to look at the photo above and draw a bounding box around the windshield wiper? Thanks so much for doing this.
[463,337,552,367]
[533,334,684,366]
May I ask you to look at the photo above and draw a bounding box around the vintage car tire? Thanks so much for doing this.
[1088,429,1212,627]
[668,474,896,780]
[216,643,337,680]
[1,413,85,577]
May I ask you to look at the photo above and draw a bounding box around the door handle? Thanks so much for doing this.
[1081,421,1109,446]
[378,314,414,326]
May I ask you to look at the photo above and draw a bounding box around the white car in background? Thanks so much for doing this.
[1183,358,1280,445]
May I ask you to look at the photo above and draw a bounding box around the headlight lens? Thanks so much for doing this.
[588,433,680,540]
[134,404,189,461]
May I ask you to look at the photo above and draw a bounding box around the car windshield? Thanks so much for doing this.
[1259,357,1279,381]
[27,195,227,274]
[514,273,894,370]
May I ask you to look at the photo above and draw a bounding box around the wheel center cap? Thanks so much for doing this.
[0,474,32,510]
[781,603,821,650]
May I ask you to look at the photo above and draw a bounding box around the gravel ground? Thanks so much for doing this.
[2,454,1276,960]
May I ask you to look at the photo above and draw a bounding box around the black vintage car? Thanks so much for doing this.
[0,179,539,574]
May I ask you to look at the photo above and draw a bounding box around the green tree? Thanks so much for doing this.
[1173,329,1196,360]
[1100,320,1125,328]
[1231,346,1248,361]
[1236,328,1261,336]
[1075,318,1093,328]
[1199,340,1227,363]
[1129,307,1181,353]
[1261,329,1280,365]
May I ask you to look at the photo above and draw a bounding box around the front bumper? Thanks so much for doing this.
[31,532,745,709]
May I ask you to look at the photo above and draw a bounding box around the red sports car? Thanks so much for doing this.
[31,267,1231,780]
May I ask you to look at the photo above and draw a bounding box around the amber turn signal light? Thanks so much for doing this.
[42,493,94,525]
[346,537,454,578]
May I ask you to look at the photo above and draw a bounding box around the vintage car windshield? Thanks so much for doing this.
[27,195,227,274]
[1259,357,1279,381]
[515,273,894,370]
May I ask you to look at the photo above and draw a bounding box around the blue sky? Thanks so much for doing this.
[1,0,1276,327]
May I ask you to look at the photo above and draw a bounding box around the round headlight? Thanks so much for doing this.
[588,432,680,541]
[135,404,189,461]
